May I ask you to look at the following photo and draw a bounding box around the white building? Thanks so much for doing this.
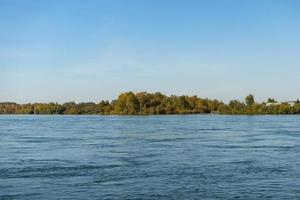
[286,101,296,107]
[266,102,281,107]
[266,101,297,107]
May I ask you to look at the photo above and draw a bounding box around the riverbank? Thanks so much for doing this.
[1,92,299,115]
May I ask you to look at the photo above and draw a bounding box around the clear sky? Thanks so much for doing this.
[1,0,299,103]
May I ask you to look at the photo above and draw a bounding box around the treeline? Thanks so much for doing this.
[1,92,300,115]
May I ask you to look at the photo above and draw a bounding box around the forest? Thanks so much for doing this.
[1,92,300,115]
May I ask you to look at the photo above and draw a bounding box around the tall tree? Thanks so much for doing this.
[245,94,255,106]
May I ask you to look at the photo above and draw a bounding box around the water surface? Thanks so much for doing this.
[1,115,300,199]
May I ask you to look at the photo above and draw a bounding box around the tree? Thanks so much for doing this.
[229,100,245,114]
[113,92,140,114]
[245,94,255,106]
[267,98,276,103]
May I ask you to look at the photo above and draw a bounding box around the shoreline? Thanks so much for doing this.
[1,92,299,115]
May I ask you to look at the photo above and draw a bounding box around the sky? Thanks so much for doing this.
[0,0,299,103]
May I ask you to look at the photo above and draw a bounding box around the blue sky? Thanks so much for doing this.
[0,0,299,103]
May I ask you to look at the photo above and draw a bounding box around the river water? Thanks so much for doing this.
[1,115,300,199]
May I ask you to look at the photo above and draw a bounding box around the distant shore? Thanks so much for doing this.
[1,92,299,115]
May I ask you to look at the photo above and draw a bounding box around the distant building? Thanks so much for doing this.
[285,101,296,107]
[266,101,297,107]
[266,102,281,107]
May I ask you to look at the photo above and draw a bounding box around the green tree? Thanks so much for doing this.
[229,100,245,114]
[267,98,276,103]
[245,94,255,106]
[113,92,140,114]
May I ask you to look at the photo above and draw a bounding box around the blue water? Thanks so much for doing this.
[0,115,300,199]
